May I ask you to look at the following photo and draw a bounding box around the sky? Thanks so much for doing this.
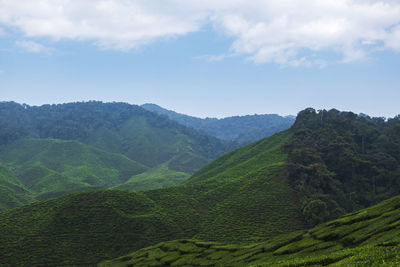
[0,0,400,118]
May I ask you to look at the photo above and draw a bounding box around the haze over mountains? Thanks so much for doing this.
[142,103,295,144]
[0,104,399,266]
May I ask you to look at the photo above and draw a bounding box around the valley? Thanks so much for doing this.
[0,103,399,266]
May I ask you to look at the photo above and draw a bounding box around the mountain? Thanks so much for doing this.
[0,131,304,266]
[0,101,236,209]
[101,193,400,266]
[141,103,295,144]
[0,107,399,266]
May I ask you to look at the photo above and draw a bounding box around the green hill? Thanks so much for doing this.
[115,163,190,191]
[0,131,304,266]
[0,107,399,266]
[100,194,400,266]
[142,103,295,144]
[0,101,235,170]
[283,108,400,226]
[0,164,34,210]
[0,101,236,208]
[0,138,147,205]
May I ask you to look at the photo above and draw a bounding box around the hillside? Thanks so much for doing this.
[0,131,304,266]
[283,108,400,226]
[0,107,399,266]
[142,103,295,144]
[0,138,147,208]
[100,193,400,266]
[0,164,34,210]
[0,101,236,208]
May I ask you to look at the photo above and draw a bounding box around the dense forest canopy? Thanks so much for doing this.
[0,101,235,157]
[284,108,400,226]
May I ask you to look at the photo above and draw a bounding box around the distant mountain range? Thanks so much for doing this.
[142,103,295,144]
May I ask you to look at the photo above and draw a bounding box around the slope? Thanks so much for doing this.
[0,164,34,210]
[0,101,235,170]
[142,103,295,144]
[0,101,236,206]
[0,130,304,266]
[0,138,147,202]
[100,194,400,266]
[115,163,190,191]
[283,108,400,226]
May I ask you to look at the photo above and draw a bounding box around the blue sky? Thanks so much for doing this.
[1,1,400,118]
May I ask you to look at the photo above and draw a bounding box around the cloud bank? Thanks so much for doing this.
[1,0,400,65]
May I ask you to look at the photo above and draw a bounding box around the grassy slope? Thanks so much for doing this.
[84,115,230,172]
[0,102,236,205]
[0,138,148,202]
[0,131,304,266]
[100,194,400,267]
[115,163,190,191]
[184,130,303,241]
[0,164,34,210]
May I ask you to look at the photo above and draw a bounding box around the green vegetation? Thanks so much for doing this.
[100,194,400,266]
[1,106,400,266]
[0,101,234,167]
[142,103,295,144]
[115,163,190,191]
[0,164,34,210]
[0,101,236,208]
[284,108,400,226]
[0,131,304,266]
[0,138,147,206]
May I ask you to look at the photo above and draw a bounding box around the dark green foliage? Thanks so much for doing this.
[142,103,295,144]
[0,131,304,266]
[100,194,400,267]
[0,101,235,168]
[284,108,400,226]
[0,101,237,208]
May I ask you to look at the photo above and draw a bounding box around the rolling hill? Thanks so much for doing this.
[0,130,304,266]
[100,193,400,266]
[0,101,236,209]
[0,107,399,266]
[0,138,147,206]
[142,103,295,144]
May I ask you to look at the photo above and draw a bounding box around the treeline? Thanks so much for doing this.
[284,108,400,226]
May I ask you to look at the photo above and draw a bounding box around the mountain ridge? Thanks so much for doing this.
[141,103,295,144]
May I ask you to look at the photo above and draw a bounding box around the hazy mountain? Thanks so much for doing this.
[142,103,295,144]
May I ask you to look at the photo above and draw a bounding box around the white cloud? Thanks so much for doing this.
[16,40,51,53]
[1,0,400,65]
